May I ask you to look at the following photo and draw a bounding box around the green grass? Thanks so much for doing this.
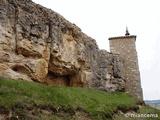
[0,77,159,119]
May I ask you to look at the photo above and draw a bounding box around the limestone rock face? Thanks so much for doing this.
[0,0,126,92]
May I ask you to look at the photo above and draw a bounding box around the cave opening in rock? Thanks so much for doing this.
[45,71,71,86]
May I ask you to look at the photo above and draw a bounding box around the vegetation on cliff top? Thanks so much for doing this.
[0,78,159,120]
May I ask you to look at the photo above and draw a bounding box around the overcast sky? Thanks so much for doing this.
[32,0,160,100]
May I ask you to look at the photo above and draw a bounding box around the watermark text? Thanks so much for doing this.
[125,113,158,118]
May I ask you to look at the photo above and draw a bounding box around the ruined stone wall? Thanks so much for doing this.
[109,36,143,99]
[0,0,126,92]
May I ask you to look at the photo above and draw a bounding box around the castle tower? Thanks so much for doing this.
[108,27,143,99]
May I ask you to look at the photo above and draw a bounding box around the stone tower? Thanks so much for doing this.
[108,28,143,99]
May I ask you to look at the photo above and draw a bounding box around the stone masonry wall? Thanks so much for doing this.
[109,36,143,99]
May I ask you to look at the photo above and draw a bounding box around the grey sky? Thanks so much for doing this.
[33,0,160,100]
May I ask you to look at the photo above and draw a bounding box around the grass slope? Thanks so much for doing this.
[0,78,159,120]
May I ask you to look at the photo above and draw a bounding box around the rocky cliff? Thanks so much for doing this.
[0,0,125,92]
